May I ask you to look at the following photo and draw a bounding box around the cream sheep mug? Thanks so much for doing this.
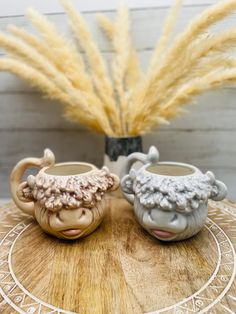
[10,149,119,240]
[121,146,227,242]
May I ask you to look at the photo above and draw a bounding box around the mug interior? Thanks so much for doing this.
[44,164,93,176]
[146,164,195,176]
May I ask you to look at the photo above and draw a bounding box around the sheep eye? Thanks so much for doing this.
[81,208,87,216]
[171,214,178,222]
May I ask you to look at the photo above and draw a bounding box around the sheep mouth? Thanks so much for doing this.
[60,229,82,237]
[152,229,177,239]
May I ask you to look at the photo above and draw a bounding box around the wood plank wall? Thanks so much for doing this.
[0,3,235,199]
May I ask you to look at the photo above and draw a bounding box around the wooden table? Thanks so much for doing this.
[0,198,236,314]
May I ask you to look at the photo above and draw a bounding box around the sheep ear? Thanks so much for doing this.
[17,181,34,202]
[211,180,227,201]
[121,173,135,204]
[109,173,120,191]
[121,170,135,194]
[205,171,227,201]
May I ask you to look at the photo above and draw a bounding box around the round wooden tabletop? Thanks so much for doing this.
[0,198,236,314]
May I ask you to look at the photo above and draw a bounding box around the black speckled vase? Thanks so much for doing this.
[104,136,143,178]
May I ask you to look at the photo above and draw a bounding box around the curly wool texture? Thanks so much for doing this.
[19,167,117,211]
[122,171,219,213]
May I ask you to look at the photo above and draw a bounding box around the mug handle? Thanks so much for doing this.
[10,149,55,216]
[124,146,159,175]
[122,146,159,204]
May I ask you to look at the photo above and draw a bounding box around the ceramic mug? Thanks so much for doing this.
[10,149,120,240]
[121,146,227,241]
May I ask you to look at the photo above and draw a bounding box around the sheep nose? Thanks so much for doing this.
[149,209,187,233]
[58,207,93,227]
[150,210,177,224]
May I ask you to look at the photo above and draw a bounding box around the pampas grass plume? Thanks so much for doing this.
[0,0,236,136]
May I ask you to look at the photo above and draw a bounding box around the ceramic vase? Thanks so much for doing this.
[104,136,143,178]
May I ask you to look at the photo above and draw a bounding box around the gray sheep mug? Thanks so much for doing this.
[121,146,227,241]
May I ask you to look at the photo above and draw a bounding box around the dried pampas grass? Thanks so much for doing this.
[0,0,236,136]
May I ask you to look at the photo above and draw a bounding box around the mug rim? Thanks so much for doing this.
[39,162,97,177]
[144,161,200,178]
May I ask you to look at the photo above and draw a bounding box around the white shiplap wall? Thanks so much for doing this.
[0,0,235,200]
[0,0,219,16]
